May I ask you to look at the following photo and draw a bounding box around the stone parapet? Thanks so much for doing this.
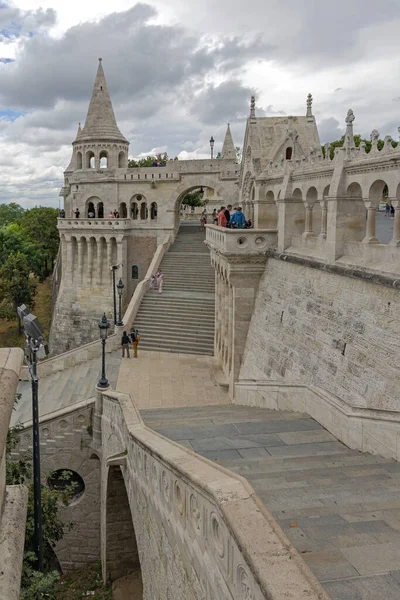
[0,348,28,600]
[205,224,277,255]
[100,388,330,600]
[58,218,133,230]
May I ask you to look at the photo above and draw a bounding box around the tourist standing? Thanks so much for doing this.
[212,209,218,225]
[130,328,140,358]
[150,275,156,291]
[385,202,390,217]
[59,209,65,218]
[200,209,207,231]
[230,207,247,229]
[121,330,130,358]
[156,270,164,294]
[75,208,80,218]
[224,205,232,226]
[391,204,395,218]
[218,206,227,227]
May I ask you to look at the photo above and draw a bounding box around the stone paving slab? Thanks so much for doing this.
[142,404,400,600]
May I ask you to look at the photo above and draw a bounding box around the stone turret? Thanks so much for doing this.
[221,124,236,160]
[70,58,129,172]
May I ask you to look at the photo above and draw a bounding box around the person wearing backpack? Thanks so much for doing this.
[130,328,141,358]
[121,331,130,358]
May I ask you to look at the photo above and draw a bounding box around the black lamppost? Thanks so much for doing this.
[110,265,120,325]
[210,136,215,159]
[98,313,110,389]
[199,187,205,200]
[116,278,124,326]
[17,305,49,572]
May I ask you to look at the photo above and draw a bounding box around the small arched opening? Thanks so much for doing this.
[105,466,143,594]
[76,151,82,170]
[131,202,138,220]
[256,190,277,229]
[132,265,139,279]
[97,202,104,219]
[119,203,127,218]
[99,150,108,169]
[140,202,148,220]
[286,147,293,160]
[118,151,125,168]
[291,188,305,243]
[150,202,157,220]
[345,182,366,243]
[87,202,95,219]
[86,151,95,169]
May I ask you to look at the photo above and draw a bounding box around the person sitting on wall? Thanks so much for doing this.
[229,207,247,229]
[88,209,95,218]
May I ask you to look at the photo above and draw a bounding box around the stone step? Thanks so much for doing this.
[136,309,214,319]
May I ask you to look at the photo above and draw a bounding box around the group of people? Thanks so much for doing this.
[200,206,251,230]
[121,327,140,358]
[150,270,164,294]
[385,203,396,218]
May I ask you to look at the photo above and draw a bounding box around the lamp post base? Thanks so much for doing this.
[97,377,109,389]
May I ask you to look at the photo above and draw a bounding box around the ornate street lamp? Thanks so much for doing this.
[199,187,205,200]
[116,278,124,326]
[210,136,215,159]
[109,265,119,325]
[98,313,110,389]
[17,305,49,572]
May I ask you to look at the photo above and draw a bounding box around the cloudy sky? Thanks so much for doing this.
[1,0,400,207]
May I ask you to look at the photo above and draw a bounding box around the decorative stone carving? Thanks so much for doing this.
[237,565,253,600]
[189,493,202,535]
[210,512,225,559]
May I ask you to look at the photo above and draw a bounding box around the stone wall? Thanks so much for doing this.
[14,400,101,571]
[237,256,400,458]
[99,389,329,600]
[126,234,157,298]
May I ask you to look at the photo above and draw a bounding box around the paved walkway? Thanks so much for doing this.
[14,350,122,425]
[116,351,229,409]
[142,404,400,600]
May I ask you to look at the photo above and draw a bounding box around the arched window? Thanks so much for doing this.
[99,150,108,169]
[76,151,82,170]
[97,202,104,219]
[118,151,125,168]
[87,202,95,218]
[131,265,139,279]
[140,202,148,220]
[119,203,127,218]
[150,202,158,220]
[131,202,138,220]
[86,151,95,169]
[286,147,293,160]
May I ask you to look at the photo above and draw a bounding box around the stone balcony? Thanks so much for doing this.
[205,224,278,255]
[58,218,133,230]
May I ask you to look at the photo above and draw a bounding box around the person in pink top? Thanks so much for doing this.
[156,270,164,294]
[218,206,227,227]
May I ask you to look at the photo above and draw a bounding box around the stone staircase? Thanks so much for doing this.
[134,223,215,355]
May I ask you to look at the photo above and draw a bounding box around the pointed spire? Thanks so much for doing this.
[250,96,256,121]
[221,123,236,160]
[306,93,313,118]
[77,58,127,143]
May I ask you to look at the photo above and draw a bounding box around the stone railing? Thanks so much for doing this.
[205,224,278,254]
[58,218,133,230]
[99,388,329,600]
[0,349,28,600]
[20,234,172,380]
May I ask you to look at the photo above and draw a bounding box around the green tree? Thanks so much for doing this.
[20,207,59,277]
[128,152,178,167]
[0,202,25,227]
[0,223,44,279]
[181,190,207,208]
[0,252,37,332]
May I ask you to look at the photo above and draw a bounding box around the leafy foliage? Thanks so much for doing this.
[6,424,77,598]
[128,152,178,167]
[0,251,37,330]
[20,207,59,276]
[323,134,399,160]
[181,190,207,208]
[0,202,26,227]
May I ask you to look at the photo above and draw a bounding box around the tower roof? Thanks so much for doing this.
[221,123,236,160]
[75,58,128,144]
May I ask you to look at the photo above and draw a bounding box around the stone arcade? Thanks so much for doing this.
[2,59,400,599]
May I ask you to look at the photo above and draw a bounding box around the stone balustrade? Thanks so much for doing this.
[58,218,133,230]
[205,224,278,254]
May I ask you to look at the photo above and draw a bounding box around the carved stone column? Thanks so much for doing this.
[302,202,315,241]
[390,199,400,247]
[87,239,93,284]
[363,200,379,244]
[77,238,83,282]
[66,237,73,284]
[319,199,328,239]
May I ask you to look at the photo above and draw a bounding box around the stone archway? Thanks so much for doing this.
[172,178,229,231]
[105,465,143,598]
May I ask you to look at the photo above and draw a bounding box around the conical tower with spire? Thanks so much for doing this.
[221,124,236,160]
[68,58,129,172]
